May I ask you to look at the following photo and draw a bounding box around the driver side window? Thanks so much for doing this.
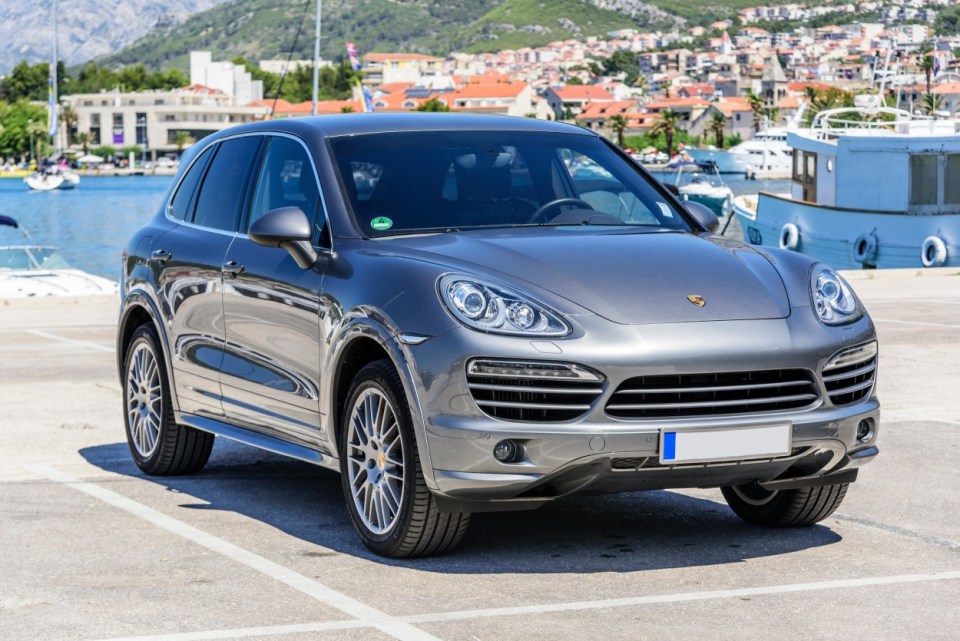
[248,137,322,236]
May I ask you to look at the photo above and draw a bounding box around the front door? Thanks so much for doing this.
[220,135,326,447]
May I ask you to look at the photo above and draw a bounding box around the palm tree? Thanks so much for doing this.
[709,111,727,148]
[760,106,780,127]
[76,132,92,155]
[414,98,450,112]
[172,130,193,157]
[60,105,78,146]
[608,114,628,147]
[634,74,649,96]
[650,109,683,157]
[920,93,942,115]
[920,54,935,95]
[746,91,764,133]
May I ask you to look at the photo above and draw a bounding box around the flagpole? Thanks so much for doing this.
[311,0,321,116]
[51,0,59,156]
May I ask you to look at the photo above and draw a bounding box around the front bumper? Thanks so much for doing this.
[401,313,879,509]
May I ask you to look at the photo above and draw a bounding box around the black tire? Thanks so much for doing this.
[721,482,848,527]
[339,359,470,558]
[123,324,214,476]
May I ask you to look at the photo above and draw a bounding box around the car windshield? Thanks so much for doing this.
[330,130,691,237]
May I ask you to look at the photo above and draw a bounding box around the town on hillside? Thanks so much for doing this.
[2,4,959,168]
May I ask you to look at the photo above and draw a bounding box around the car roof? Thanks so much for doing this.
[209,113,597,141]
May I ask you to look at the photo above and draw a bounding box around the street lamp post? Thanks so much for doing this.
[28,119,35,163]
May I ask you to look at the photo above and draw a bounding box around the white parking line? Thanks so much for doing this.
[873,319,960,330]
[403,571,960,624]
[85,570,960,641]
[26,464,440,641]
[26,329,114,353]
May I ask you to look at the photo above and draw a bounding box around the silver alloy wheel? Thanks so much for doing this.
[126,342,163,458]
[346,388,405,535]
[730,483,779,507]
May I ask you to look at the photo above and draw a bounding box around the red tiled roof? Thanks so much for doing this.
[550,85,614,101]
[364,53,443,63]
[446,81,528,100]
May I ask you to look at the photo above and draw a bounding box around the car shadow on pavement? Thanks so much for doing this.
[80,439,842,573]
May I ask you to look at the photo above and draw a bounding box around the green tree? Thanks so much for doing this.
[760,106,780,126]
[649,109,683,157]
[91,145,116,160]
[0,100,48,157]
[745,91,764,133]
[414,97,450,112]
[709,111,727,148]
[936,6,960,36]
[920,93,942,115]
[566,76,584,86]
[75,131,92,155]
[1,61,49,101]
[919,54,935,95]
[608,113,628,147]
[172,131,192,157]
[59,104,78,145]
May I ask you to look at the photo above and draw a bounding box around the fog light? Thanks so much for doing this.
[493,439,522,463]
[856,419,874,443]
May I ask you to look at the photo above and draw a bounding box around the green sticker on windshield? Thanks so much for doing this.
[371,216,393,231]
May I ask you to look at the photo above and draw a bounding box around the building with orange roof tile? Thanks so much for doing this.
[687,99,755,142]
[439,81,549,118]
[576,100,641,133]
[545,85,615,118]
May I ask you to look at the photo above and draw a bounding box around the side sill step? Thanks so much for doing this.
[178,414,330,467]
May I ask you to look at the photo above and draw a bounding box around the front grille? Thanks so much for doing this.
[467,359,604,422]
[823,356,877,406]
[605,369,819,419]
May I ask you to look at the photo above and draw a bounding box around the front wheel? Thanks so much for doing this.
[339,359,470,557]
[721,482,848,527]
[123,324,214,476]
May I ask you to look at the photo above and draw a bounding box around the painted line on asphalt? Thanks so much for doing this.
[82,570,960,641]
[26,329,115,353]
[882,413,960,427]
[402,571,960,624]
[88,621,368,641]
[835,513,960,552]
[872,319,960,330]
[26,464,440,641]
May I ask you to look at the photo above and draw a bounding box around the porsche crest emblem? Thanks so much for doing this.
[687,295,706,307]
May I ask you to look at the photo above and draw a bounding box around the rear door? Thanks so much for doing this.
[219,134,326,447]
[160,135,263,417]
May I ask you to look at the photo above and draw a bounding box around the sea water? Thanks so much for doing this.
[0,174,792,280]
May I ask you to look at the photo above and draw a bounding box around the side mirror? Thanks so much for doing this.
[249,206,318,269]
[684,201,720,234]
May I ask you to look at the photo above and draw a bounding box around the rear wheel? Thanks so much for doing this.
[339,359,470,557]
[721,482,848,527]
[123,324,214,475]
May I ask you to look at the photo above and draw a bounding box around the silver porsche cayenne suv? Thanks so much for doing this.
[118,114,879,557]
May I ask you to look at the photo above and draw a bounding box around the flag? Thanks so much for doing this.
[346,41,362,71]
[362,86,375,113]
[934,54,941,78]
[47,63,58,138]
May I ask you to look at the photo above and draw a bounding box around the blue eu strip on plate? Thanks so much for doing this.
[662,431,677,461]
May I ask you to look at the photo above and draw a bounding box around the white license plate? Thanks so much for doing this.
[659,423,791,464]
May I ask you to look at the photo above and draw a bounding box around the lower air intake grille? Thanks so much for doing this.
[605,369,819,419]
[467,359,604,422]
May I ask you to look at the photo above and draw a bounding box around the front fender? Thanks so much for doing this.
[321,311,447,492]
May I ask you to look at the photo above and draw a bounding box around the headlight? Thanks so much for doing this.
[439,275,569,336]
[810,265,862,325]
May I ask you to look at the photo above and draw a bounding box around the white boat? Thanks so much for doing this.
[734,102,960,269]
[0,215,117,298]
[728,127,794,179]
[669,160,734,217]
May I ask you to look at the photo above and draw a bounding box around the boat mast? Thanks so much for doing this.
[51,0,59,156]
[311,0,321,116]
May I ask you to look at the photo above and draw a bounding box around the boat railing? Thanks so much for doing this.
[808,105,948,140]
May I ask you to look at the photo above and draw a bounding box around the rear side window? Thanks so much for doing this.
[193,136,262,231]
[169,147,212,221]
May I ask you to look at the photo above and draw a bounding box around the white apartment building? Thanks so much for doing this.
[62,86,268,156]
[190,51,264,105]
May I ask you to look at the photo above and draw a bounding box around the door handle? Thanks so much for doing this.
[222,260,244,278]
[150,249,171,263]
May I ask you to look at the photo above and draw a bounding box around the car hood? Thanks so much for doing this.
[379,229,791,325]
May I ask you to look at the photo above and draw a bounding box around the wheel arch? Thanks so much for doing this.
[324,318,439,491]
[117,291,180,413]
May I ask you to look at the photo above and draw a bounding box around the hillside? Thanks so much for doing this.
[97,0,676,70]
[0,0,232,74]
